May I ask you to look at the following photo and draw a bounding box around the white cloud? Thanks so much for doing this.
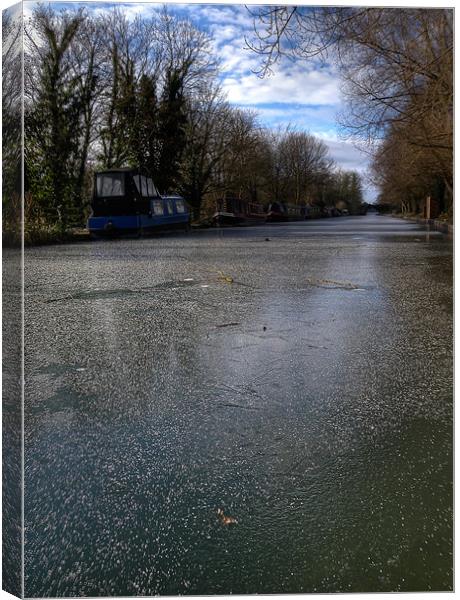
[314,136,377,201]
[195,10,342,109]
[324,139,369,171]
[181,4,253,29]
[90,2,158,20]
[221,63,340,107]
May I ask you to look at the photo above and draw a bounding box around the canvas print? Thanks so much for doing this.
[2,1,453,597]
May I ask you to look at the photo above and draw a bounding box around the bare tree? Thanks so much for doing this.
[215,108,263,199]
[248,7,453,210]
[277,130,333,204]
[158,7,218,93]
[179,85,232,217]
[67,13,106,207]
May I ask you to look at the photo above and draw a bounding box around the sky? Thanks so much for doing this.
[23,0,377,200]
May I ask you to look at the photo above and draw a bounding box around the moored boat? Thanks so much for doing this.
[87,168,191,237]
[212,197,266,226]
[266,202,305,222]
[266,202,288,222]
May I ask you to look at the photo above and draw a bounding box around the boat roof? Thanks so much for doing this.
[96,167,143,174]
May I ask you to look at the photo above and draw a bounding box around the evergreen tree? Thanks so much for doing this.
[25,8,85,229]
[155,68,188,193]
[132,74,159,177]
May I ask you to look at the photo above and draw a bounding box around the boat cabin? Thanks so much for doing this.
[91,168,161,217]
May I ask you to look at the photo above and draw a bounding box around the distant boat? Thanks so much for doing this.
[304,204,322,219]
[266,202,305,222]
[212,197,266,226]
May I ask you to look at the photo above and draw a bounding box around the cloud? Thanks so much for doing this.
[194,5,342,108]
[221,65,340,106]
[315,136,377,201]
[24,1,158,20]
[181,4,253,28]
[322,138,369,171]
[241,104,338,138]
[92,2,155,20]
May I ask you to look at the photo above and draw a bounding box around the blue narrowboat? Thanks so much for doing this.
[87,168,190,237]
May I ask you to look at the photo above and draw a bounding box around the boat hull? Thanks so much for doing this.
[88,213,190,237]
[212,212,247,226]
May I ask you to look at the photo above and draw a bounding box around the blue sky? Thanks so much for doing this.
[23,1,376,200]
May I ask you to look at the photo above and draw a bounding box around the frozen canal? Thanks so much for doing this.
[24,214,453,595]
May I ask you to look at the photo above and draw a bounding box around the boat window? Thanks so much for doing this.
[151,199,164,215]
[97,173,125,197]
[141,176,148,197]
[166,200,174,214]
[175,199,186,213]
[133,175,141,194]
[147,178,158,197]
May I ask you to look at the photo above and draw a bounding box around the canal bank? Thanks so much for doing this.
[392,214,453,237]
